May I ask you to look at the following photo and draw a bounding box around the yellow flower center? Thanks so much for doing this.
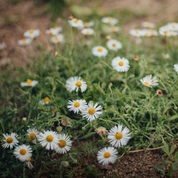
[104,152,111,158]
[108,17,113,23]
[118,61,124,66]
[29,30,34,34]
[6,137,13,143]
[22,38,27,43]
[29,133,35,140]
[151,30,154,35]
[111,26,116,31]
[74,102,80,107]
[53,27,57,30]
[55,36,59,41]
[26,79,32,84]
[144,33,148,36]
[170,33,174,36]
[144,82,150,86]
[115,132,123,140]
[88,108,95,115]
[86,31,90,34]
[97,47,103,52]
[28,158,31,161]
[163,30,168,34]
[76,81,82,87]
[135,30,139,34]
[58,140,66,148]
[49,32,53,35]
[112,43,116,47]
[172,25,175,28]
[44,97,50,102]
[46,135,53,142]
[20,149,27,155]
[146,23,151,27]
[74,19,78,23]
[84,22,88,27]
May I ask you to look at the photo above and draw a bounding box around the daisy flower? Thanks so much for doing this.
[2,133,19,149]
[112,56,130,72]
[26,157,33,169]
[106,39,122,51]
[0,42,6,50]
[129,29,141,37]
[46,27,62,36]
[166,31,178,37]
[39,97,51,105]
[149,30,158,36]
[51,34,64,44]
[55,134,72,154]
[24,29,40,39]
[141,29,152,37]
[66,76,87,92]
[167,23,178,31]
[159,26,170,36]
[21,79,38,87]
[14,144,32,162]
[140,75,159,87]
[92,46,108,57]
[174,64,178,73]
[108,125,130,147]
[141,22,155,28]
[110,26,120,32]
[97,147,118,165]
[67,99,87,114]
[27,128,39,144]
[18,38,32,46]
[163,53,170,59]
[81,102,103,121]
[37,130,59,150]
[84,21,94,27]
[102,17,118,25]
[81,28,94,35]
[70,18,84,29]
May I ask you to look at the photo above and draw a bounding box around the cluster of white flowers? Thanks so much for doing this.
[2,128,72,169]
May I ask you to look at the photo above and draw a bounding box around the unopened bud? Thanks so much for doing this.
[53,51,58,56]
[22,117,27,122]
[157,90,162,96]
[106,35,111,41]
[57,126,62,132]
[133,55,139,61]
[68,14,73,19]
[62,161,69,168]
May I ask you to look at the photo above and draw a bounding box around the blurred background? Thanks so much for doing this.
[0,0,178,66]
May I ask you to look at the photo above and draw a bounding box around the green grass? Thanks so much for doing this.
[1,14,178,177]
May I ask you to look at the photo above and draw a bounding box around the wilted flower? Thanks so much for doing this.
[96,127,107,136]
[163,53,170,59]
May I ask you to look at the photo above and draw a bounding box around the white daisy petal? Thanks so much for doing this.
[14,144,32,162]
[24,29,40,39]
[66,76,87,93]
[97,147,118,165]
[2,133,19,149]
[81,102,103,121]
[107,39,122,51]
[174,64,178,74]
[108,125,130,147]
[92,46,108,57]
[67,100,87,114]
[55,134,72,154]
[81,28,94,35]
[140,75,159,87]
[37,130,59,150]
[111,56,130,72]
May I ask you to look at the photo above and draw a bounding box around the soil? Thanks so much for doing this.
[1,0,178,177]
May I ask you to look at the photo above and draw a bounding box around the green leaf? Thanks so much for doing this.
[172,163,178,170]
[163,142,169,153]
[175,151,178,163]
[154,164,163,171]
[170,145,175,154]
[44,160,60,166]
[168,166,173,178]
[165,160,172,164]
[168,115,178,121]
[162,147,169,155]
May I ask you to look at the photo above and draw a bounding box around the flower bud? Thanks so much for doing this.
[22,117,27,122]
[57,126,62,132]
[53,51,58,56]
[157,90,162,96]
[68,14,73,19]
[106,35,111,41]
[62,161,69,168]
[133,55,139,61]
